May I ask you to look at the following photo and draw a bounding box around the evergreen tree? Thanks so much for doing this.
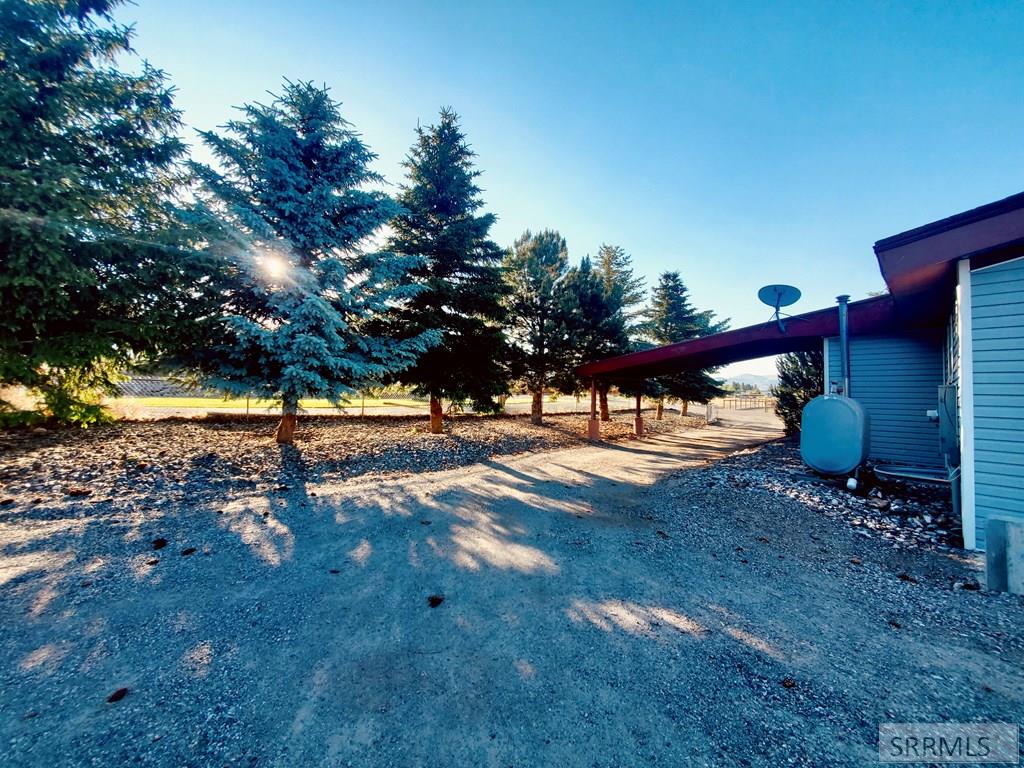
[646,272,728,342]
[191,81,437,443]
[596,244,646,322]
[0,0,214,423]
[502,230,571,425]
[387,108,509,433]
[772,350,823,435]
[551,256,630,402]
[635,271,728,411]
[593,244,646,419]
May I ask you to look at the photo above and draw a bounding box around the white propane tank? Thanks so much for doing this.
[800,394,870,475]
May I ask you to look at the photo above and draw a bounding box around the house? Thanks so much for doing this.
[578,191,1024,553]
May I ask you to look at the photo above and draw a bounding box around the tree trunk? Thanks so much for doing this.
[598,385,610,422]
[680,400,690,417]
[498,394,508,414]
[276,396,298,444]
[656,398,664,420]
[530,389,543,425]
[429,394,443,434]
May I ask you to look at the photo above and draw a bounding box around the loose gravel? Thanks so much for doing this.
[1,414,1022,767]
[692,439,962,552]
[0,410,699,511]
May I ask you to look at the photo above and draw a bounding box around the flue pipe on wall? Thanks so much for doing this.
[837,294,851,397]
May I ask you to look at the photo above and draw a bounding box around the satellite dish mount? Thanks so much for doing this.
[757,284,801,333]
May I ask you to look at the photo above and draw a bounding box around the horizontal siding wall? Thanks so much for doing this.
[970,256,1024,550]
[827,334,943,468]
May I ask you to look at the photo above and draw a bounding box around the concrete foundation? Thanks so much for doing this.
[633,416,644,438]
[986,519,1024,594]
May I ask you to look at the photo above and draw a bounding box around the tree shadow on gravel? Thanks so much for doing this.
[0,418,766,636]
[6,422,1022,768]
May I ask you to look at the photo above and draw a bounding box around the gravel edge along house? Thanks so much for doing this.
[579,191,1024,577]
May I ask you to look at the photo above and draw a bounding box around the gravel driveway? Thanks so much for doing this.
[2,412,1022,767]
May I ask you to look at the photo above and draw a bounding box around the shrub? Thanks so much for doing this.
[33,362,122,428]
[772,350,823,436]
[0,402,44,429]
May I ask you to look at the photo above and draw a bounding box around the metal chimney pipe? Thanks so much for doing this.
[837,294,851,397]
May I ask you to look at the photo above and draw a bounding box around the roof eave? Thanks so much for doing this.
[874,190,1024,300]
[576,295,896,380]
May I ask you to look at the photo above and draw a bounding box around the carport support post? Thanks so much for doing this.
[588,379,600,439]
[633,391,644,438]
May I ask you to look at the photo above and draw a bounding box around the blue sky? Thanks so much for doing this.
[122,0,1024,377]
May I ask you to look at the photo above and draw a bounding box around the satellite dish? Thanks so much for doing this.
[758,284,801,309]
[757,284,801,333]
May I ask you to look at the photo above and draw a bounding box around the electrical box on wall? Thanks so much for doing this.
[938,384,960,468]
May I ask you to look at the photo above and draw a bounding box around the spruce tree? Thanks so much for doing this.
[646,272,728,342]
[191,81,437,443]
[593,244,646,419]
[638,271,728,412]
[387,109,509,433]
[503,230,571,425]
[0,0,213,423]
[596,244,646,321]
[551,256,630,402]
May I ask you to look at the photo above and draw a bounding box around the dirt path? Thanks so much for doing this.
[3,413,1022,767]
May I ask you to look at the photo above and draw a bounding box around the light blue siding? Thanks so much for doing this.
[971,256,1024,550]
[827,334,943,468]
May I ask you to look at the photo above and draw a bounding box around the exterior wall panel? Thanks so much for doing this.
[970,256,1024,549]
[827,334,943,468]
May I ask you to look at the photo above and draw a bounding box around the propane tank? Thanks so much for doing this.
[800,394,870,475]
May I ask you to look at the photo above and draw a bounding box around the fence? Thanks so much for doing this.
[711,395,777,411]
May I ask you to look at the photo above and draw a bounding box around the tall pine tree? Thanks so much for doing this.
[596,244,646,322]
[640,271,728,412]
[593,244,646,419]
[387,109,509,433]
[0,0,214,423]
[503,230,571,425]
[550,256,630,401]
[191,81,437,443]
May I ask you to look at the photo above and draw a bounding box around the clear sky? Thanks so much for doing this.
[121,0,1024,378]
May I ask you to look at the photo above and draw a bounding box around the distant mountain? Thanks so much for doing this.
[725,373,778,391]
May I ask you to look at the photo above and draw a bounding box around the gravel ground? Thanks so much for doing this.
[699,439,963,552]
[1,412,1022,767]
[0,410,697,509]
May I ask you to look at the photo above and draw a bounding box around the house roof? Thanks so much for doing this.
[117,376,206,398]
[577,190,1024,381]
[874,190,1024,303]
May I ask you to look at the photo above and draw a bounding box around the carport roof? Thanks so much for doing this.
[576,295,896,380]
[578,190,1024,381]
